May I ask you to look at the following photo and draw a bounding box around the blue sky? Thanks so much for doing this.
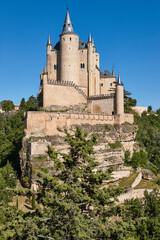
[0,0,160,110]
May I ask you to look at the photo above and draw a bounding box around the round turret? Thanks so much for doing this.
[116,74,124,115]
[60,10,79,85]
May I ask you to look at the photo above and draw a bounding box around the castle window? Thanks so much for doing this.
[101,83,103,87]
[54,64,58,70]
[110,83,112,86]
[70,37,72,41]
[81,63,85,69]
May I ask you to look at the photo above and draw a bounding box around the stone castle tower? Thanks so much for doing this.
[38,9,124,116]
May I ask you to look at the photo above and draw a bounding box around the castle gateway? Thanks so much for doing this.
[37,9,127,117]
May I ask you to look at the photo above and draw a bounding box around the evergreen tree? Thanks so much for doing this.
[19,98,26,111]
[1,100,15,112]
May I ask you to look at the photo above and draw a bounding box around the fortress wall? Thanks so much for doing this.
[25,111,134,137]
[87,98,114,115]
[43,84,87,108]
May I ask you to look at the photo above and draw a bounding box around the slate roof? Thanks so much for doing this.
[62,9,74,34]
[52,41,60,50]
[79,40,87,49]
[100,69,114,78]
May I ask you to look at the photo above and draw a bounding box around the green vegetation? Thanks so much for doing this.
[1,94,160,239]
[124,150,148,169]
[0,111,24,172]
[124,89,137,113]
[134,111,160,174]
[109,141,122,149]
[118,171,138,188]
[0,100,15,112]
[19,95,38,111]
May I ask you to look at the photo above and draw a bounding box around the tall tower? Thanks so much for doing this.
[116,74,124,115]
[87,33,94,96]
[60,9,79,84]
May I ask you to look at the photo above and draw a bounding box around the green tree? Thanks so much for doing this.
[1,100,15,112]
[26,95,38,111]
[147,105,152,112]
[19,98,26,111]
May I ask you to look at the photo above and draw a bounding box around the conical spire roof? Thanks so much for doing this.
[88,33,92,43]
[92,37,94,45]
[118,73,122,85]
[112,66,115,77]
[47,35,51,45]
[62,9,74,34]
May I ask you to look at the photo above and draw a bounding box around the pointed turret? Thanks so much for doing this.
[47,35,52,46]
[62,9,74,34]
[92,37,94,46]
[112,66,115,77]
[88,33,92,43]
[118,73,122,85]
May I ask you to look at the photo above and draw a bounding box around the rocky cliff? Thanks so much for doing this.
[20,123,138,188]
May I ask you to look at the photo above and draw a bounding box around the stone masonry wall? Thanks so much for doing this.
[43,83,87,108]
[25,111,134,138]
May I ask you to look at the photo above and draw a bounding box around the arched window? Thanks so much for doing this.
[80,63,85,69]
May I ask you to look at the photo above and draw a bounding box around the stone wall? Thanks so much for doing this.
[25,111,134,138]
[87,96,114,115]
[43,83,87,108]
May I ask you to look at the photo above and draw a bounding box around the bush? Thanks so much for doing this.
[109,141,122,149]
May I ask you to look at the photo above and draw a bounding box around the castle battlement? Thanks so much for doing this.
[25,111,134,138]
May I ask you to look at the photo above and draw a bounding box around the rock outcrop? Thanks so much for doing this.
[20,123,138,188]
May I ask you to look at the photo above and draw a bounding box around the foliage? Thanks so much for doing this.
[19,98,26,111]
[26,95,38,111]
[0,111,24,173]
[109,141,122,149]
[124,150,148,169]
[147,105,152,112]
[1,100,15,112]
[124,89,137,113]
[135,111,160,174]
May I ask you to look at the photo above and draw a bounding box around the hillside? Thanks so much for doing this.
[1,105,160,239]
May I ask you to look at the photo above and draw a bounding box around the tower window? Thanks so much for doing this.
[54,64,58,70]
[70,37,72,41]
[81,63,85,69]
[101,83,103,87]
[110,83,112,86]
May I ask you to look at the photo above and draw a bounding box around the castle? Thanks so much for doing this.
[38,9,126,117]
[21,10,135,187]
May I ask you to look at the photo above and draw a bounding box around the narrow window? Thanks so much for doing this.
[54,64,58,70]
[81,63,85,69]
[63,38,65,41]
[101,83,103,87]
[110,83,112,86]
[70,37,72,41]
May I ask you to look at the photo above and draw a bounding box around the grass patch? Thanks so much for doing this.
[109,141,122,149]
[31,156,47,162]
[118,171,138,188]
[135,175,160,189]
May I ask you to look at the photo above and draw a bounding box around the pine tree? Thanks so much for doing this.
[19,98,26,111]
[36,127,123,239]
